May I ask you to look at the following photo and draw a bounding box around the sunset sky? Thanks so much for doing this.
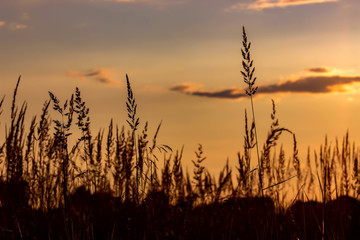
[1,0,360,174]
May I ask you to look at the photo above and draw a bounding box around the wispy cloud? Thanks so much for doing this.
[8,22,27,30]
[226,0,338,11]
[4,0,185,5]
[108,0,187,7]
[66,68,121,86]
[18,0,42,3]
[171,74,360,99]
[20,12,31,21]
[75,22,89,29]
[111,0,135,2]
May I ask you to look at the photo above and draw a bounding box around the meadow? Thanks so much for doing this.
[0,28,359,240]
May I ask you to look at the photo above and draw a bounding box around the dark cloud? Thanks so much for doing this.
[192,89,246,99]
[307,67,330,73]
[261,76,360,93]
[171,75,360,99]
[169,84,191,93]
[84,70,100,77]
[170,84,247,99]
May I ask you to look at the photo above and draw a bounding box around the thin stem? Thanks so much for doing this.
[133,130,139,203]
[250,94,263,198]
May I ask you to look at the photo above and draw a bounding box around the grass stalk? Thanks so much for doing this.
[126,74,140,203]
[241,26,263,198]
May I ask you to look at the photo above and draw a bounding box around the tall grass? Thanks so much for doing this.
[241,26,262,198]
[0,33,359,239]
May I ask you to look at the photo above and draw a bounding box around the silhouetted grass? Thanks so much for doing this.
[0,32,359,239]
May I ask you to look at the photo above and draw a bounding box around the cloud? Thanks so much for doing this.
[261,75,360,93]
[170,83,247,99]
[3,0,185,6]
[226,0,338,11]
[111,0,135,2]
[8,22,27,30]
[170,84,191,93]
[171,75,360,99]
[2,0,42,4]
[0,19,28,31]
[307,67,331,73]
[108,0,187,7]
[20,12,31,21]
[66,68,121,86]
[192,89,247,99]
[169,82,203,93]
[75,22,89,29]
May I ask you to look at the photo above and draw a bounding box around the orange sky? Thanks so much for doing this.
[1,0,360,175]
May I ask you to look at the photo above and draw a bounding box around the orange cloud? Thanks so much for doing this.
[226,0,338,11]
[0,21,5,27]
[67,68,121,86]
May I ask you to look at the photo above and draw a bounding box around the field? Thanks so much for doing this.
[0,29,359,240]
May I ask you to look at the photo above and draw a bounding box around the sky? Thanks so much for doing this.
[1,0,360,175]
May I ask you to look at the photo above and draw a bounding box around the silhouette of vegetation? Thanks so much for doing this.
[0,29,359,239]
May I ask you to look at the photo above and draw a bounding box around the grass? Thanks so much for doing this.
[241,26,262,198]
[0,29,359,239]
